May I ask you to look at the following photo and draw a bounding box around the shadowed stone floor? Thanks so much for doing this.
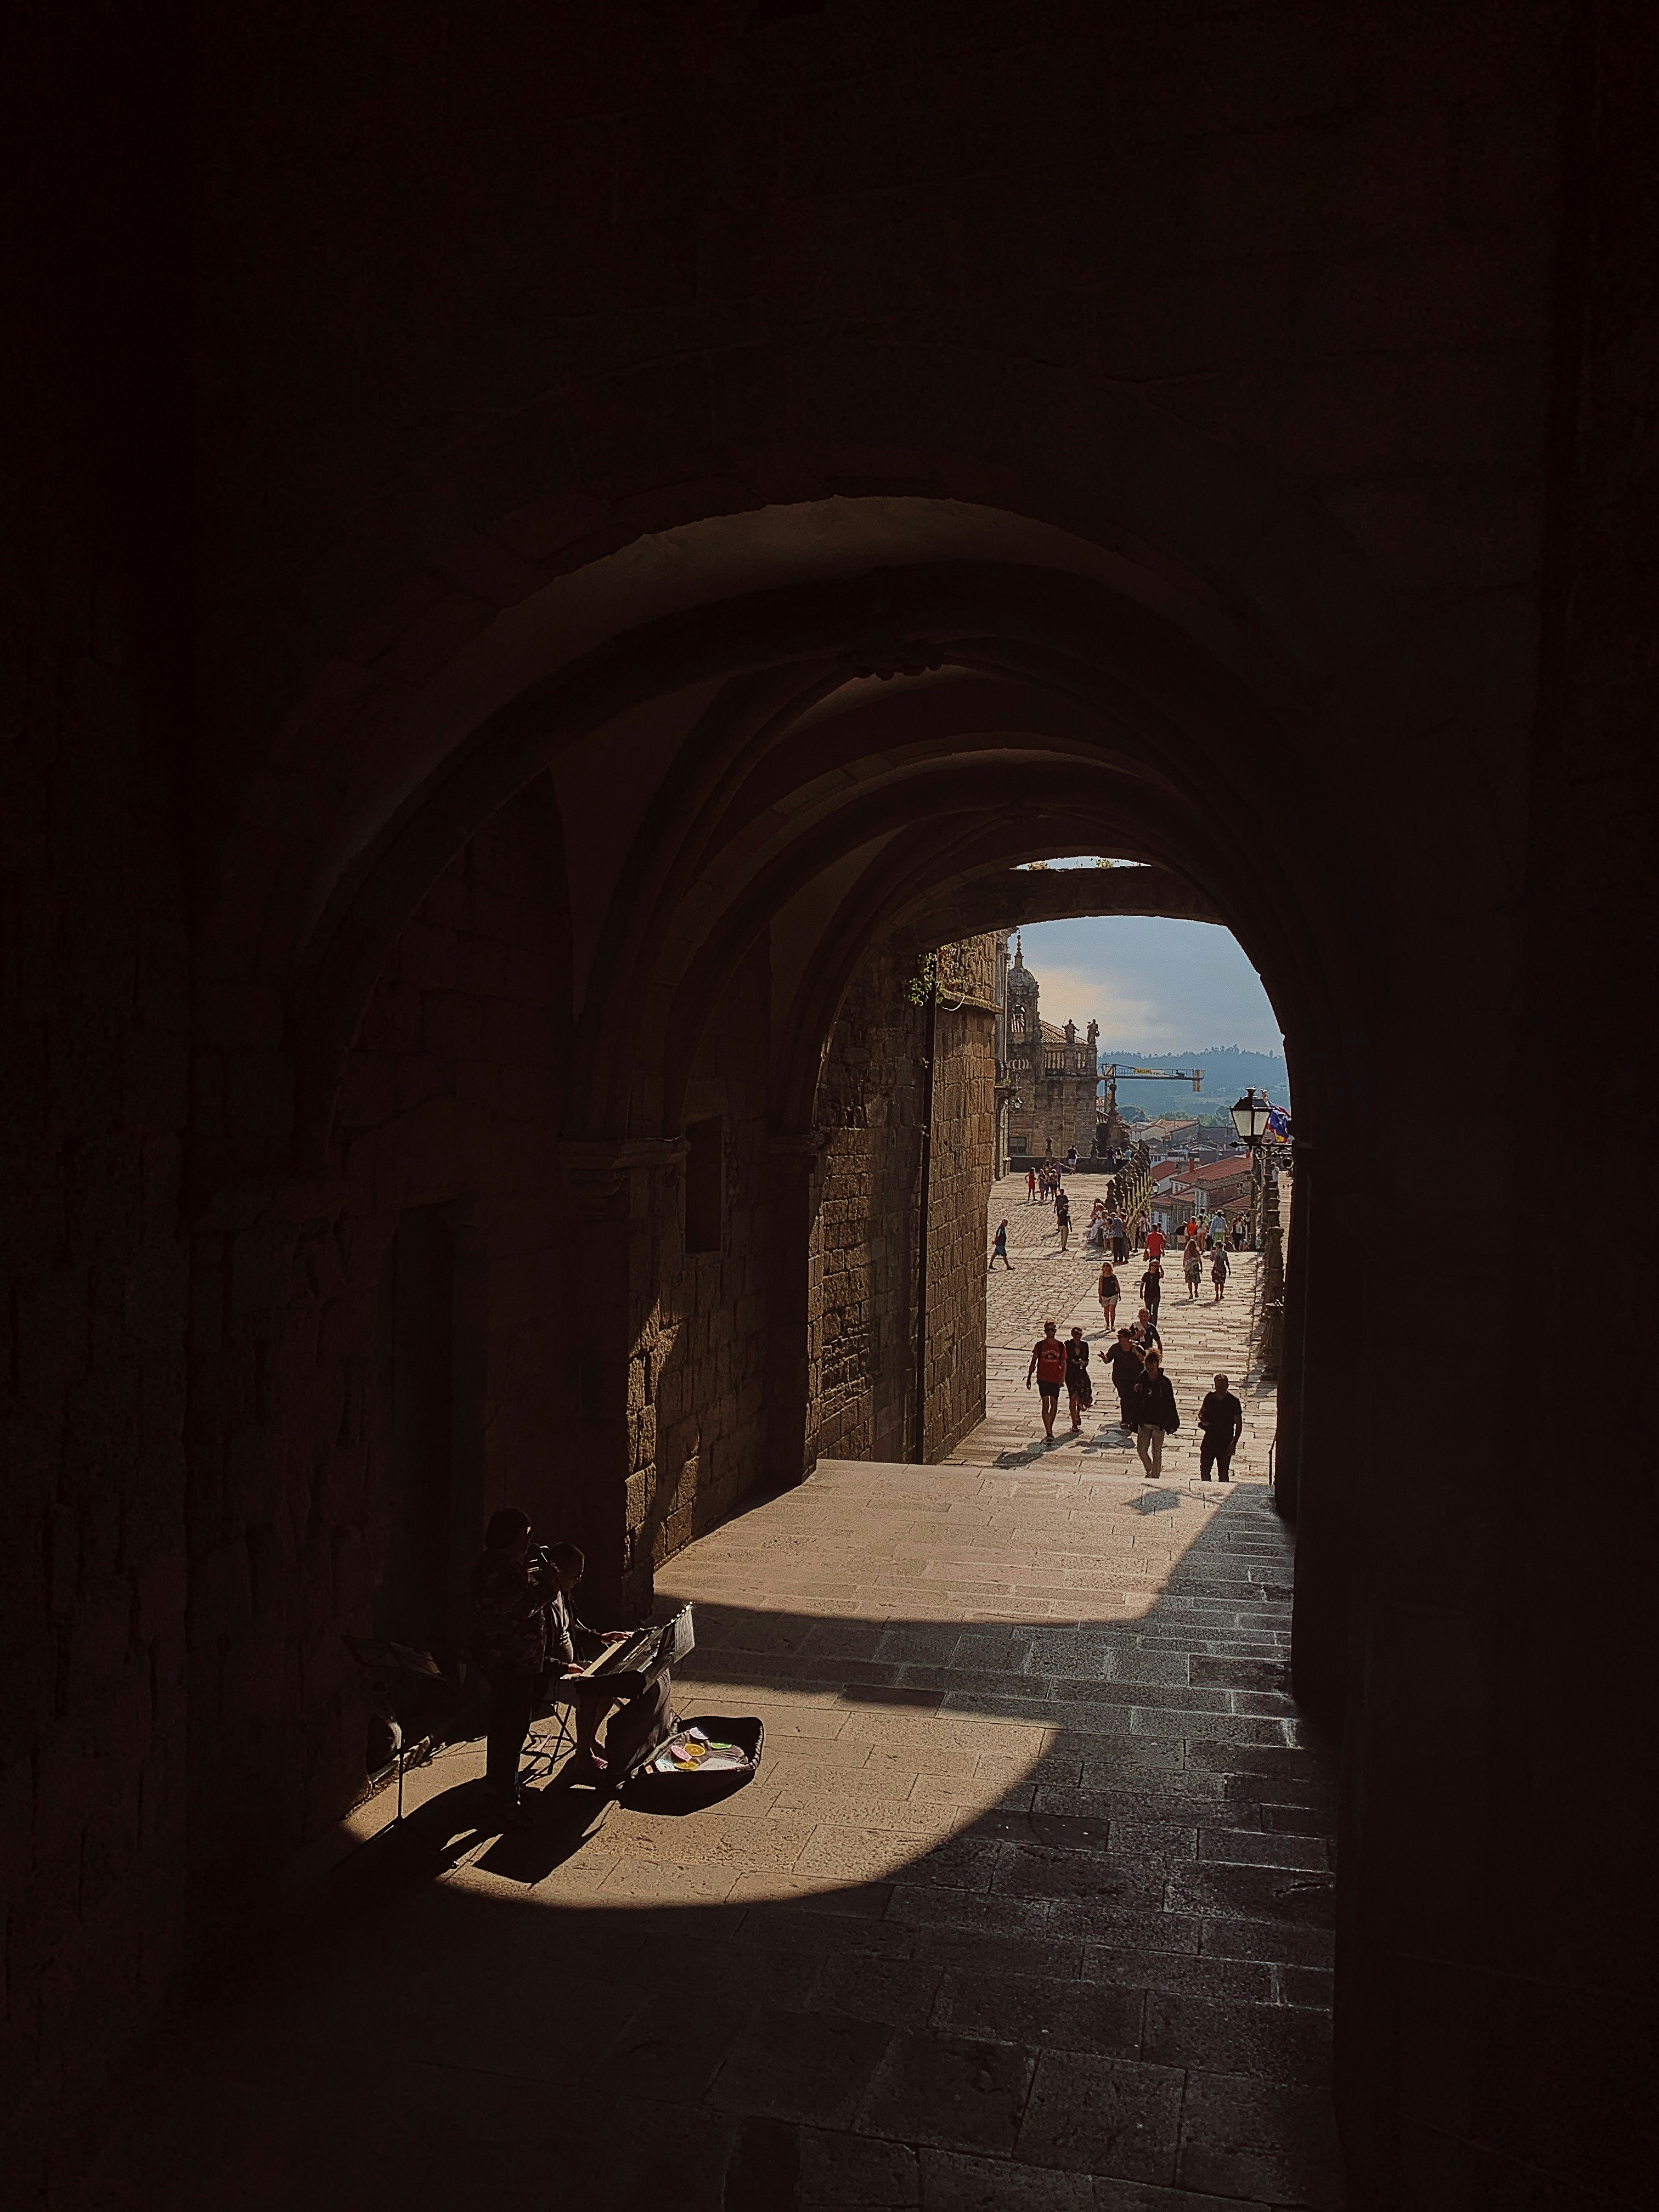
[76,1427,1341,2209]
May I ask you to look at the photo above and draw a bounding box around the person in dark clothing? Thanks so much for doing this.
[1054,1188,1071,1251]
[1139,1258,1164,1321]
[990,1218,1012,1269]
[1130,1350,1180,1480]
[543,1542,669,1781]
[1064,1325,1092,1432]
[471,1516,645,1809]
[1198,1373,1244,1482]
[470,1507,561,1814]
[1103,1328,1144,1434]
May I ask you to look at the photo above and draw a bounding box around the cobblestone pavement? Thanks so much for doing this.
[83,1254,1338,2209]
[967,1174,1275,1488]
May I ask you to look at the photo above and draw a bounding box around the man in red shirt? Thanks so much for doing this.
[1145,1223,1166,1262]
[1025,1319,1069,1441]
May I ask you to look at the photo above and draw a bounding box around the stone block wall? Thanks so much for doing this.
[810,942,926,1464]
[808,935,997,1468]
[3,182,193,2188]
[639,938,772,1572]
[922,942,998,1461]
[183,781,574,1932]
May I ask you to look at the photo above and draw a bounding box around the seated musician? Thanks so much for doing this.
[543,1541,673,1782]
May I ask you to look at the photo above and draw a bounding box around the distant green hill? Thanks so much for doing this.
[1098,1043,1290,1124]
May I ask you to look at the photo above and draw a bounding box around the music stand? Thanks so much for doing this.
[342,1634,448,1828]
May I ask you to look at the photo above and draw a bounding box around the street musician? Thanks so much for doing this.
[469,1510,668,1815]
[541,1539,671,1780]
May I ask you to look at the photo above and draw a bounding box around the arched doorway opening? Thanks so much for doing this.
[170,475,1441,2209]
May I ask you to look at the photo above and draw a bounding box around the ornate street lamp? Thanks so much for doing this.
[1230,1087,1271,1146]
[1230,1088,1272,1251]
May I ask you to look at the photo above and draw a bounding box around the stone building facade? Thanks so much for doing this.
[1002,939,1101,1164]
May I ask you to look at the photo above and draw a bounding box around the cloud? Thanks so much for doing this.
[1013,917,1283,1054]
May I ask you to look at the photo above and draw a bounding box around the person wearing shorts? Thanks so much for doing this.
[1026,1319,1068,1440]
[1097,1260,1121,1330]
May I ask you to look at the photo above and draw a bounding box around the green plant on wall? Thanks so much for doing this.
[907,950,938,1005]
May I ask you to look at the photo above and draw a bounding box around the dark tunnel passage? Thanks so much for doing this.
[8,7,1653,2209]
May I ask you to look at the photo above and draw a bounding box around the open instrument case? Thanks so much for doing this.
[619,1714,765,1812]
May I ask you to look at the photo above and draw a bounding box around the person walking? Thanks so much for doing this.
[1130,1305,1163,1359]
[1054,1187,1071,1251]
[1145,1222,1166,1263]
[1097,1257,1121,1329]
[1026,1319,1069,1441]
[1026,1166,1037,1204]
[1109,1209,1127,1265]
[1182,1232,1204,1302]
[1210,1244,1231,1302]
[1104,1328,1144,1435]
[990,1218,1012,1271]
[1198,1372,1243,1482]
[1130,1350,1180,1480]
[1064,1325,1092,1432]
[1231,1214,1246,1251]
[1139,1255,1164,1322]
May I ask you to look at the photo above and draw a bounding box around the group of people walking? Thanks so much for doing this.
[998,1163,1249,1482]
[1093,1228,1226,1330]
[1027,1314,1244,1485]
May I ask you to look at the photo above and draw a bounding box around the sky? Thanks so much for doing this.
[1014,912,1284,1054]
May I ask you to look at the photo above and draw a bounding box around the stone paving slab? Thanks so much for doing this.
[77,1425,1339,2210]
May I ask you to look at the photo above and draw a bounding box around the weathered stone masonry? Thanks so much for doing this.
[809,935,997,1468]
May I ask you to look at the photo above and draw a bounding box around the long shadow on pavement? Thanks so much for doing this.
[63,1488,1344,2212]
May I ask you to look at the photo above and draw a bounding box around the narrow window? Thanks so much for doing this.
[685,1115,724,1255]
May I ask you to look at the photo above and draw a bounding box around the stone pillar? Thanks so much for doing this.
[763,1132,826,1488]
[1284,1149,1352,1726]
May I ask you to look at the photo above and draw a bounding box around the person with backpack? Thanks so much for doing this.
[1064,1325,1092,1432]
[1130,1350,1180,1480]
[1182,1232,1204,1301]
[1210,1244,1231,1302]
[1026,1319,1070,1441]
